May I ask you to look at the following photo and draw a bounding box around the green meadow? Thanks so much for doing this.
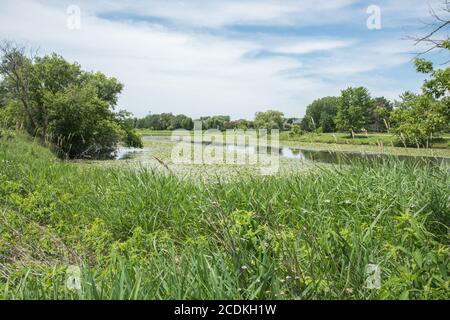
[1,0,449,303]
[0,131,448,299]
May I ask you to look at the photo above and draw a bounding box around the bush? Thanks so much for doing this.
[0,44,142,159]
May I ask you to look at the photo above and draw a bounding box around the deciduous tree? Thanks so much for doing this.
[254,110,284,130]
[0,42,142,159]
[335,87,373,136]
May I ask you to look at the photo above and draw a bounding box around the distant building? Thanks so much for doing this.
[285,118,303,125]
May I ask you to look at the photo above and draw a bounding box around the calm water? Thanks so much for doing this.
[115,136,450,167]
[115,147,150,160]
[221,144,449,166]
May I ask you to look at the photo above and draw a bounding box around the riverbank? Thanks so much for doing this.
[280,132,450,149]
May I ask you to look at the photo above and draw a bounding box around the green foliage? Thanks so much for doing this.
[301,96,339,132]
[370,97,393,132]
[390,56,449,148]
[226,119,253,130]
[415,59,434,74]
[254,110,284,130]
[288,124,303,137]
[0,81,7,108]
[300,95,391,134]
[421,66,450,99]
[115,110,143,149]
[0,100,25,128]
[335,87,373,135]
[0,46,142,159]
[200,115,230,130]
[391,94,448,148]
[46,82,121,158]
[174,114,194,130]
[0,133,449,299]
[135,113,194,130]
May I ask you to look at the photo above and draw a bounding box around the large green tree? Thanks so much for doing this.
[301,96,339,132]
[172,114,194,130]
[0,43,142,159]
[135,113,193,130]
[224,119,253,130]
[254,110,284,130]
[335,87,373,136]
[136,113,164,130]
[368,97,393,132]
[390,59,449,147]
[201,115,230,130]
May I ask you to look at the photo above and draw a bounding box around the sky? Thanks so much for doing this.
[0,0,447,119]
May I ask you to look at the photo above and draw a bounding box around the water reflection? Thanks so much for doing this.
[120,136,450,167]
[114,147,149,160]
[220,142,449,166]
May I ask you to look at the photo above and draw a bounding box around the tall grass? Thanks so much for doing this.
[0,131,448,299]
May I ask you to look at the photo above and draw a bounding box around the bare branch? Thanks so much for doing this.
[407,0,450,60]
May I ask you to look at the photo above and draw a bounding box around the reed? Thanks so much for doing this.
[0,131,448,299]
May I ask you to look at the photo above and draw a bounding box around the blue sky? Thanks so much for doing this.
[0,0,447,119]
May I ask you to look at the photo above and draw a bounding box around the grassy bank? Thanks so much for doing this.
[281,132,397,145]
[280,132,450,149]
[137,129,174,136]
[281,140,450,159]
[0,132,449,299]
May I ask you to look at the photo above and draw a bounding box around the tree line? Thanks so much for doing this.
[301,92,393,134]
[129,114,238,131]
[129,111,290,131]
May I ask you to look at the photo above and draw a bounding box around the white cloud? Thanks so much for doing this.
[274,39,353,54]
[65,0,359,28]
[0,0,433,119]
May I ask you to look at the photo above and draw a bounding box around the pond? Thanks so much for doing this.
[115,147,151,160]
[114,136,450,167]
